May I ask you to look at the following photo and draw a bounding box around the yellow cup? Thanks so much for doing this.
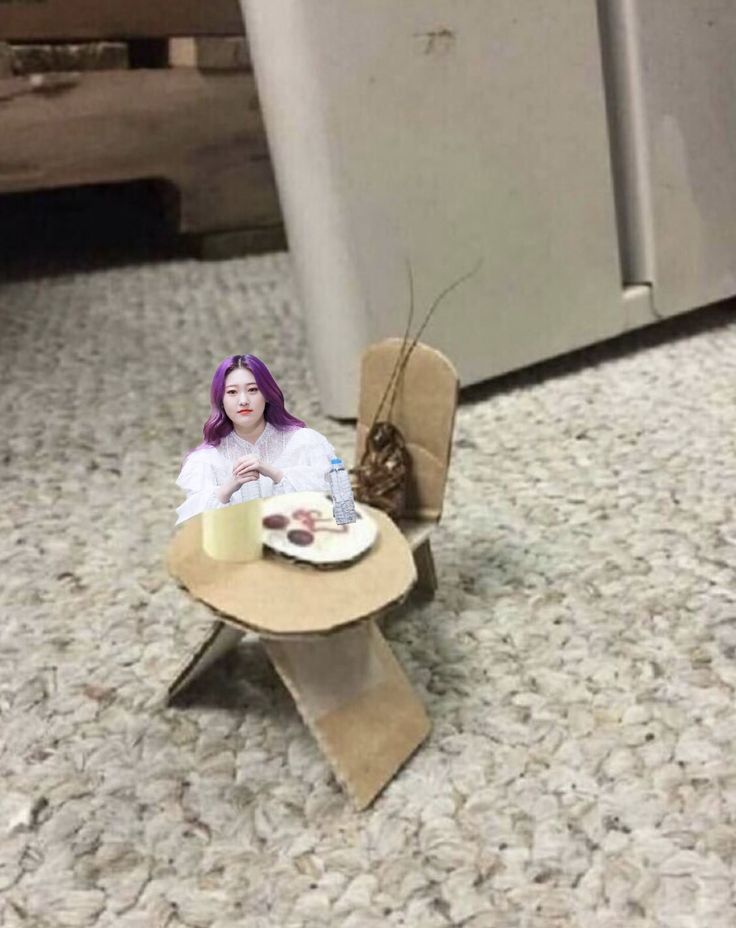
[201,499,263,562]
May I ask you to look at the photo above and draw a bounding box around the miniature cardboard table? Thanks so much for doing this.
[166,504,429,809]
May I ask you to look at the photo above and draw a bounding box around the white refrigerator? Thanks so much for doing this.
[240,0,736,416]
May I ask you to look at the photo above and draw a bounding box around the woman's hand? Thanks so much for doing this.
[233,455,284,486]
[233,454,261,486]
[213,456,261,504]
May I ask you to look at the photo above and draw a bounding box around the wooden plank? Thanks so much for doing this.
[9,42,129,75]
[0,1,243,42]
[0,69,281,234]
[195,225,286,260]
[0,44,12,78]
[169,36,250,71]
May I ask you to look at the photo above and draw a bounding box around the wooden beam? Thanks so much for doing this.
[8,42,130,75]
[195,225,286,260]
[169,36,250,71]
[0,69,281,234]
[0,1,243,42]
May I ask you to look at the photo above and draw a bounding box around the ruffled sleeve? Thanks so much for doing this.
[271,428,336,495]
[174,449,227,526]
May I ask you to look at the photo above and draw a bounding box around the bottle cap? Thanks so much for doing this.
[331,457,343,465]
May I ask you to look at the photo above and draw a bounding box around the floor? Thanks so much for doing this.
[1,214,735,926]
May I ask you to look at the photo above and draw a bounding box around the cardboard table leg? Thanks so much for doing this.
[263,620,430,809]
[413,539,438,599]
[167,619,245,703]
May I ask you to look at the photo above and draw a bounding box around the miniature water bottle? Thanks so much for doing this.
[328,457,357,524]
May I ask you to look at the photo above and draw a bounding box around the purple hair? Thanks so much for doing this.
[188,354,305,457]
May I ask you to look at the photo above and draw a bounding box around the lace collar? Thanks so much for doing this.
[228,420,274,450]
[217,421,294,465]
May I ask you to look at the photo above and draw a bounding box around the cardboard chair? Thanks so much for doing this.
[165,339,457,808]
[354,338,460,598]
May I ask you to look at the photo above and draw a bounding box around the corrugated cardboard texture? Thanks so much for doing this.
[265,621,430,809]
[355,339,459,521]
[263,621,384,718]
[167,504,416,636]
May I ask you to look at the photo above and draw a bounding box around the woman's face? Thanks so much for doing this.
[223,367,266,432]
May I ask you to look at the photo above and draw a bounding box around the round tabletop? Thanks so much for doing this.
[166,504,417,637]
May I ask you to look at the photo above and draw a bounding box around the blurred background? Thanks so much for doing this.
[3,1,736,416]
[0,0,281,275]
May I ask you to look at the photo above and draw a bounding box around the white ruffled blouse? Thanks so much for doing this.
[175,422,336,526]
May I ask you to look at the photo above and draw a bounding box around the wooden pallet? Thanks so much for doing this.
[0,68,281,240]
[0,6,284,258]
[0,1,243,41]
[0,41,130,77]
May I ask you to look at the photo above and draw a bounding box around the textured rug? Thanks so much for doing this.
[1,250,735,928]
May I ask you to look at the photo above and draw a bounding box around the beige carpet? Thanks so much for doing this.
[1,249,735,928]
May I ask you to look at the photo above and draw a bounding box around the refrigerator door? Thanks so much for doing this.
[606,1,736,318]
[242,1,643,416]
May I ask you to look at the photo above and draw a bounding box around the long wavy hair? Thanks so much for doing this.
[188,354,305,457]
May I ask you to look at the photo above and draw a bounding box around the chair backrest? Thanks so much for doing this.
[354,338,459,522]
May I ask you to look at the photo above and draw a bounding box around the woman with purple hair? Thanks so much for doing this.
[175,354,336,525]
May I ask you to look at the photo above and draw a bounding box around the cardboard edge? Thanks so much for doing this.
[166,619,245,702]
[166,504,418,637]
[264,621,430,809]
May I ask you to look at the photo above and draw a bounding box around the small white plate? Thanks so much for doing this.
[261,491,378,565]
